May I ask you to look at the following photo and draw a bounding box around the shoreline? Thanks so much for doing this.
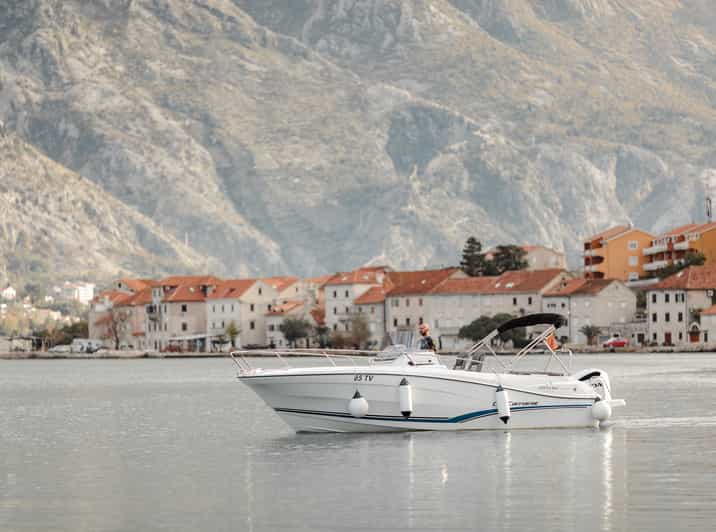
[2,346,715,359]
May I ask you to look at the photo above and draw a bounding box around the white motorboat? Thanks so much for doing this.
[232,314,625,433]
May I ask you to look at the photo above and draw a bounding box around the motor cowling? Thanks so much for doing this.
[573,368,613,401]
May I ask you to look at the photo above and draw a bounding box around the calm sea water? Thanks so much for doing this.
[1,354,715,532]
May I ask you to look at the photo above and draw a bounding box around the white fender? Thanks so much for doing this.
[399,378,413,418]
[348,390,369,418]
[495,385,510,424]
[591,398,612,422]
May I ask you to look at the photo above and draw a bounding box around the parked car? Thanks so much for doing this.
[603,336,629,349]
[49,344,72,353]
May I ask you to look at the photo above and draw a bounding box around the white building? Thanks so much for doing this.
[324,267,389,335]
[646,265,716,346]
[353,286,389,347]
[60,281,96,305]
[206,279,278,349]
[542,278,637,344]
[1,285,16,301]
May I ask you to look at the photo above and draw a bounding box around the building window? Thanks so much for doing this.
[250,304,255,312]
[333,290,337,298]
[231,304,234,312]
[665,293,670,303]
[181,304,187,313]
[370,306,375,314]
[268,324,275,331]
[513,297,517,306]
[435,320,439,328]
[678,312,683,322]
[212,305,216,312]
[221,321,225,328]
[250,321,255,330]
[678,332,683,341]
[628,240,638,250]
[333,307,337,315]
[665,312,670,322]
[345,323,350,332]
[628,256,638,266]
[393,300,399,307]
[221,304,225,312]
[406,318,411,326]
[258,288,262,295]
[406,299,410,307]
[393,318,398,327]
[652,313,657,323]
[419,317,423,325]
[705,332,709,343]
[268,304,272,311]
[652,333,657,341]
[628,272,639,281]
[333,324,338,331]
[419,298,423,306]
[164,323,167,331]
[652,293,657,304]
[181,322,188,331]
[345,307,350,314]
[528,296,533,305]
[345,290,349,298]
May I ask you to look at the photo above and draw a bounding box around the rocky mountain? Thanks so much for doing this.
[1,0,715,284]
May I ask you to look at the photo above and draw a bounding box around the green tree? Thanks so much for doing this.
[460,237,487,277]
[489,245,529,274]
[279,317,311,348]
[579,324,602,346]
[655,252,705,278]
[225,320,240,348]
[349,314,371,349]
[458,313,524,345]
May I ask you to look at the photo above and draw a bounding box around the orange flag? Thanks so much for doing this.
[546,333,559,351]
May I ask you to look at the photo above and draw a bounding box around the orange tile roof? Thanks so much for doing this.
[160,275,222,287]
[93,290,133,306]
[658,222,716,239]
[354,285,388,304]
[651,265,716,290]
[207,279,256,300]
[585,225,631,242]
[385,268,459,296]
[433,269,566,295]
[545,278,614,296]
[121,287,153,306]
[262,276,299,292]
[163,285,209,303]
[304,274,333,287]
[325,268,385,286]
[119,278,155,292]
[267,300,304,316]
[432,276,498,295]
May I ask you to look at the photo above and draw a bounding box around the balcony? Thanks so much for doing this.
[643,260,668,272]
[674,241,691,251]
[643,244,667,255]
[584,265,604,273]
[147,304,161,321]
[583,249,604,258]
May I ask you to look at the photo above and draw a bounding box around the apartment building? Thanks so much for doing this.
[324,267,389,334]
[543,279,636,344]
[206,279,278,349]
[384,268,463,338]
[353,285,389,347]
[89,280,155,348]
[643,222,716,275]
[646,265,716,346]
[145,276,221,352]
[583,226,654,281]
[265,301,325,348]
[426,269,571,349]
[263,276,302,303]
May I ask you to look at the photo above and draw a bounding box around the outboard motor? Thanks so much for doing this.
[573,368,613,400]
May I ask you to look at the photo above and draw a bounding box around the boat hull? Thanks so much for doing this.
[240,368,599,433]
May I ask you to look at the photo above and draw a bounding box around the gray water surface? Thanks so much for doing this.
[1,354,715,531]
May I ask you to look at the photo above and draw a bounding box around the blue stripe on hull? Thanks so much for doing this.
[275,403,593,424]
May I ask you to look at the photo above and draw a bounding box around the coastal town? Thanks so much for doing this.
[4,222,716,354]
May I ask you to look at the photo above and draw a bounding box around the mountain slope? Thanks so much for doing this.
[0,0,715,279]
[0,130,205,283]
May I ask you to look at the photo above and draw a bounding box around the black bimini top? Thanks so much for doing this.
[496,313,567,334]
